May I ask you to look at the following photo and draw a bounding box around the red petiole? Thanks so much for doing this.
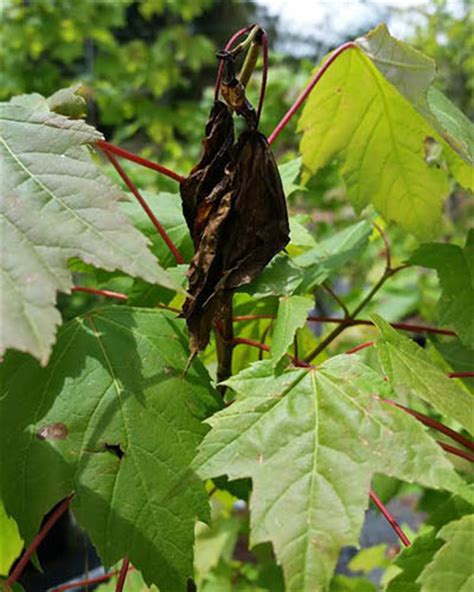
[5,495,74,589]
[115,557,130,592]
[102,149,185,264]
[369,490,411,547]
[97,140,185,183]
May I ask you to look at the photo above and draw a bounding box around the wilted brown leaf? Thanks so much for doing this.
[180,124,289,355]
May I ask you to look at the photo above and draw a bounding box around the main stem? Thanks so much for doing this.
[215,296,235,397]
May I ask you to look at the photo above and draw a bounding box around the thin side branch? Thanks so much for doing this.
[345,341,374,354]
[369,490,411,547]
[234,314,456,337]
[304,265,409,363]
[437,441,474,463]
[103,150,185,265]
[322,282,350,318]
[72,286,128,301]
[97,140,185,183]
[268,41,356,145]
[51,568,134,592]
[382,399,474,452]
[257,31,269,124]
[373,222,392,270]
[232,336,311,368]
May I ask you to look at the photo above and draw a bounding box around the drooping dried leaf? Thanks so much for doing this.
[181,128,290,354]
[180,100,234,246]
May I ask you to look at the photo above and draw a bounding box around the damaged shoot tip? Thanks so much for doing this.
[179,26,289,370]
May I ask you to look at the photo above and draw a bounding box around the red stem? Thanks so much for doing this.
[448,372,474,379]
[268,41,356,145]
[257,31,269,125]
[214,24,256,100]
[382,399,474,452]
[103,149,185,265]
[233,314,456,337]
[369,490,411,547]
[72,286,128,301]
[6,495,73,588]
[345,341,374,354]
[50,568,134,592]
[96,140,184,183]
[437,441,474,463]
[116,557,130,592]
[232,336,270,354]
[232,337,311,368]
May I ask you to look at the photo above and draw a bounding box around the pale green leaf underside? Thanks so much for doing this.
[418,515,474,592]
[356,24,436,111]
[0,308,219,592]
[294,219,372,292]
[194,356,463,592]
[356,24,473,188]
[373,315,474,435]
[272,295,312,366]
[410,231,474,349]
[279,157,303,198]
[0,100,178,365]
[298,43,449,239]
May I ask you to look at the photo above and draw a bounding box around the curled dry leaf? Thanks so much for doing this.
[180,100,290,355]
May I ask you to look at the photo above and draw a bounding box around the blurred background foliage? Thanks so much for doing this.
[1,1,472,590]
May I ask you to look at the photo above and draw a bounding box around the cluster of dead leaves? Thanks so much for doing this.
[179,61,290,356]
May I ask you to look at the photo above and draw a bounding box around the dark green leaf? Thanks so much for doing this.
[410,232,474,349]
[0,308,219,592]
[271,295,312,366]
[418,515,474,591]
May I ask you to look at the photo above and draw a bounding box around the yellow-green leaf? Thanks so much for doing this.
[298,45,449,239]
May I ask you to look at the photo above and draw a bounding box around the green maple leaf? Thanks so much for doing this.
[271,295,312,366]
[194,356,464,592]
[410,231,474,350]
[298,25,473,239]
[417,514,474,591]
[0,308,219,592]
[0,98,178,365]
[385,492,473,592]
[294,219,373,292]
[279,157,304,198]
[373,314,474,435]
